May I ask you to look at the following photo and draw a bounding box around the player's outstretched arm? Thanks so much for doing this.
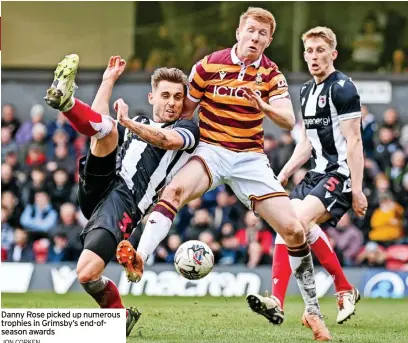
[340,117,367,217]
[114,98,194,150]
[277,122,312,186]
[242,88,295,130]
[91,56,126,115]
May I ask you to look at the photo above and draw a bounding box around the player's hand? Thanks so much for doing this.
[114,98,130,125]
[102,56,126,83]
[352,190,368,218]
[277,172,289,188]
[242,87,268,111]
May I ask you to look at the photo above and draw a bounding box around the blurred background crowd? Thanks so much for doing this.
[2,101,407,271]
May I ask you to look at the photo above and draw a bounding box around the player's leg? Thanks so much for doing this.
[270,198,303,310]
[119,143,223,282]
[78,180,141,335]
[44,54,117,156]
[271,174,314,310]
[298,175,360,324]
[229,153,330,340]
[76,229,123,308]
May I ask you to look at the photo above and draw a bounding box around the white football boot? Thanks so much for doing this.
[246,292,284,325]
[44,54,79,111]
[335,287,361,324]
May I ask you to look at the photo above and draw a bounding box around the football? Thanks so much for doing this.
[174,240,214,280]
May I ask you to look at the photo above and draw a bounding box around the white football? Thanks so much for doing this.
[174,240,214,280]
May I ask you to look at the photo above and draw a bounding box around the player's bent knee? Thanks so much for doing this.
[76,250,105,283]
[279,220,306,247]
[90,121,118,157]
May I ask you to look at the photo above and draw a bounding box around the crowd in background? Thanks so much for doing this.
[1,102,408,271]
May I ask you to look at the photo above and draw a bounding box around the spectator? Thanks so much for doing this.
[235,211,273,268]
[7,228,35,262]
[175,198,202,236]
[355,241,387,267]
[33,238,50,263]
[47,232,69,262]
[210,189,235,232]
[15,104,45,147]
[21,167,49,206]
[381,107,402,138]
[49,169,75,211]
[46,111,77,143]
[184,209,215,241]
[51,202,83,261]
[46,129,76,162]
[374,126,401,171]
[4,150,26,184]
[369,191,404,244]
[385,150,407,200]
[48,144,76,178]
[218,222,240,265]
[361,105,377,158]
[155,234,182,263]
[1,103,21,138]
[1,191,23,228]
[20,191,58,239]
[20,123,48,170]
[1,127,18,163]
[1,205,15,255]
[1,163,21,199]
[326,212,364,266]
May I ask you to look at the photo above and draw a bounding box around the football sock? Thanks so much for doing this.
[271,237,291,309]
[137,200,177,262]
[80,276,124,308]
[63,98,113,138]
[287,242,320,315]
[308,224,353,292]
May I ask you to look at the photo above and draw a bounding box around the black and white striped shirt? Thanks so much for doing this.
[300,71,361,177]
[117,115,199,215]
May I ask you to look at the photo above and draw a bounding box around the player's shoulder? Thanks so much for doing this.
[260,54,278,70]
[206,48,232,65]
[173,118,199,130]
[330,71,359,99]
[300,79,314,95]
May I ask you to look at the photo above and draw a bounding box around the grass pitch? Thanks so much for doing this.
[2,292,408,343]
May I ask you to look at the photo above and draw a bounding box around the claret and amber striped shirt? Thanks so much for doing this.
[188,44,290,153]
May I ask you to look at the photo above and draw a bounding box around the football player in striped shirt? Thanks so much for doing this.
[270,27,366,325]
[120,7,331,340]
[44,55,199,336]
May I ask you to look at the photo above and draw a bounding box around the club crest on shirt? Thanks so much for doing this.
[318,95,326,108]
[255,72,263,85]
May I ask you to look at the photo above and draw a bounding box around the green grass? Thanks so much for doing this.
[2,292,408,342]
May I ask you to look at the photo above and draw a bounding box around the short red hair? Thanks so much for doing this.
[239,7,276,36]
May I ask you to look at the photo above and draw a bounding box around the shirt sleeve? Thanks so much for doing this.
[268,70,290,103]
[173,119,200,151]
[187,56,209,103]
[331,79,362,121]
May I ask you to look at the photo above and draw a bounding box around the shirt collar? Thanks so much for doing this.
[231,44,262,68]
